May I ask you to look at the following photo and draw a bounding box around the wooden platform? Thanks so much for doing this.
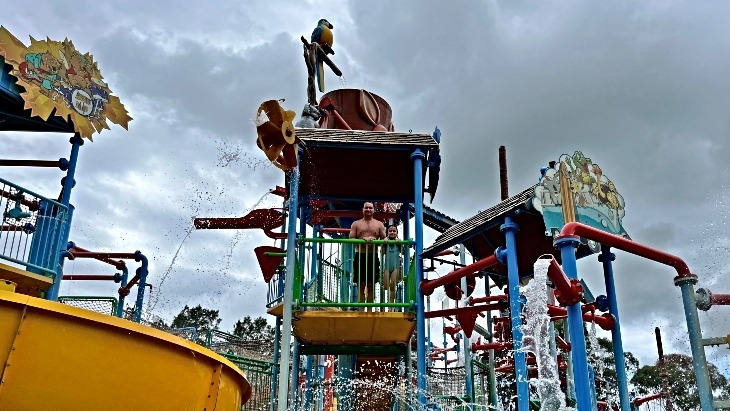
[293,311,415,346]
[0,262,53,297]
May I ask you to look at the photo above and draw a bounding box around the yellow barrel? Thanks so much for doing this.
[0,292,251,411]
[0,279,16,292]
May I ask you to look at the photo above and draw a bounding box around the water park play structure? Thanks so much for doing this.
[0,21,729,411]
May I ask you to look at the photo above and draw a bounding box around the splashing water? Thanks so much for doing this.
[338,75,346,89]
[522,258,573,411]
[146,223,195,315]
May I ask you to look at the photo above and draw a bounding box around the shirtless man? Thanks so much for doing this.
[349,202,386,310]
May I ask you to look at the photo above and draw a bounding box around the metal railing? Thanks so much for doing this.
[58,296,118,316]
[266,270,285,308]
[296,238,415,312]
[0,177,68,278]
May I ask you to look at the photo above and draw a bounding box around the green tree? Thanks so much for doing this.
[171,304,222,345]
[631,353,730,410]
[231,315,275,342]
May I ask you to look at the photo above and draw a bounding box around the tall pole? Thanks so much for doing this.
[460,244,474,408]
[276,165,300,411]
[48,133,84,300]
[600,247,630,411]
[502,216,528,411]
[655,327,673,411]
[555,237,591,411]
[411,149,427,407]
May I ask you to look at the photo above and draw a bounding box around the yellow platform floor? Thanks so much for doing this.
[0,291,251,411]
[0,262,53,297]
[293,310,415,346]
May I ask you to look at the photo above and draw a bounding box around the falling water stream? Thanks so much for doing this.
[521,258,573,411]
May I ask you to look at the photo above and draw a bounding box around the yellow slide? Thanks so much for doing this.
[0,291,251,411]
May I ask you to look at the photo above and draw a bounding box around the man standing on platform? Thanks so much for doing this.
[349,202,386,311]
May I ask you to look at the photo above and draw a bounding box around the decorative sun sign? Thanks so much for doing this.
[0,26,131,139]
[532,151,628,240]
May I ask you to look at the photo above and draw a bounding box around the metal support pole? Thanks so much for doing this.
[115,265,129,317]
[460,244,474,408]
[501,216,528,411]
[271,316,282,411]
[485,272,498,408]
[133,251,149,323]
[47,134,83,300]
[276,165,300,411]
[555,237,592,411]
[411,149,427,407]
[292,339,301,410]
[599,247,630,411]
[674,275,713,411]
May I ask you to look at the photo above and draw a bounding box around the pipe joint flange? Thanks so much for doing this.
[554,279,584,306]
[553,236,581,249]
[597,252,616,263]
[695,288,712,311]
[673,274,698,287]
[500,221,519,233]
[410,150,426,161]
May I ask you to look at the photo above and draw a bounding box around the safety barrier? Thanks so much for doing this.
[0,177,68,278]
[58,296,118,316]
[296,237,415,311]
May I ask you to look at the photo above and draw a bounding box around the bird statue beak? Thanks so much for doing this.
[328,22,334,29]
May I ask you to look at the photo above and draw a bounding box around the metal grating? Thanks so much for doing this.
[58,296,117,316]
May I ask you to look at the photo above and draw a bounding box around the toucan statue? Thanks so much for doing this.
[311,19,334,93]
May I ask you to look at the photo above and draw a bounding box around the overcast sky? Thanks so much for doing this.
[1,1,728,374]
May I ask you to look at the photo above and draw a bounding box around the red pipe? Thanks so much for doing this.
[330,109,352,130]
[119,274,140,296]
[433,249,458,257]
[556,336,571,352]
[711,293,730,306]
[0,159,61,168]
[425,302,504,319]
[469,294,508,305]
[633,392,663,406]
[62,274,117,281]
[421,253,500,296]
[68,246,127,270]
[471,341,512,352]
[547,304,616,330]
[559,222,692,277]
[539,255,584,306]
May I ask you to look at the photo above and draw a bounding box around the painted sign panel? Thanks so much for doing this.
[532,151,628,240]
[0,26,131,139]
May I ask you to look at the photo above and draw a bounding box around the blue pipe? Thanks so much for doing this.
[675,275,713,411]
[555,237,592,411]
[501,217,528,411]
[276,165,300,411]
[304,354,313,410]
[588,365,598,411]
[133,251,149,323]
[116,265,129,318]
[411,149,427,407]
[48,135,83,301]
[599,247,630,411]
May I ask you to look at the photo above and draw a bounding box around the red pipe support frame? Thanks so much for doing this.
[471,341,513,352]
[67,247,127,270]
[424,302,504,319]
[62,274,117,281]
[540,255,584,306]
[119,275,140,296]
[559,222,692,277]
[547,304,616,331]
[433,249,458,258]
[421,253,500,296]
[555,336,571,352]
[633,392,663,406]
[469,294,508,305]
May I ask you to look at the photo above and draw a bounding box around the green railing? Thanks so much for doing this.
[223,354,275,411]
[58,296,118,316]
[296,238,415,312]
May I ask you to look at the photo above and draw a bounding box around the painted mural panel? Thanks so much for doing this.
[532,151,628,240]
